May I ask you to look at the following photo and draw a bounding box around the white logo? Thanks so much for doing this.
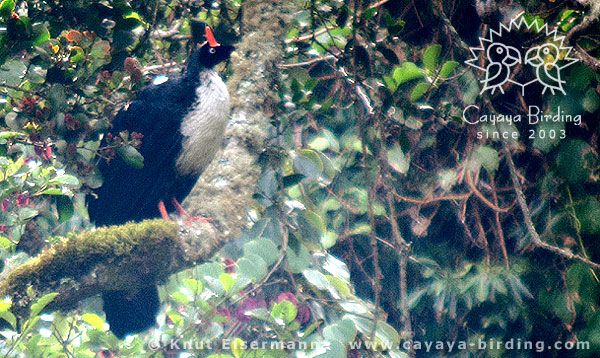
[465,13,579,96]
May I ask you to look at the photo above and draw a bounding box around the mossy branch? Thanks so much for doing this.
[0,219,224,316]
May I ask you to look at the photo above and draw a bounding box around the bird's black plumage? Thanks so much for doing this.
[88,27,233,338]
[102,286,160,339]
[88,43,233,225]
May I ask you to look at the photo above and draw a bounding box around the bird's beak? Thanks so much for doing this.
[524,47,540,66]
[504,46,521,66]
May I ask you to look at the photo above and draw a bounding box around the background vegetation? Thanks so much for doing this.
[1,0,600,357]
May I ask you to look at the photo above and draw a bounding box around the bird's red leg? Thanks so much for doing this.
[158,200,170,221]
[171,198,211,223]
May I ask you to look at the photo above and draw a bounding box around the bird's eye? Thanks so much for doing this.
[496,47,503,54]
[543,48,550,54]
[209,48,216,54]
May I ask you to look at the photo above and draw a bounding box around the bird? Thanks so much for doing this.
[524,43,565,95]
[480,42,521,94]
[87,25,233,338]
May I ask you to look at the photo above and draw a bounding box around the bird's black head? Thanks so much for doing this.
[186,26,233,77]
[196,41,234,68]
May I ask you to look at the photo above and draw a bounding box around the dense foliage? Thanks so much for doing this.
[1,0,600,358]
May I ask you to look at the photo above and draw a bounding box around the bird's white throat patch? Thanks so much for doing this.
[176,69,230,175]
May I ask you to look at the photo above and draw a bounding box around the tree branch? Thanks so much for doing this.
[502,146,600,270]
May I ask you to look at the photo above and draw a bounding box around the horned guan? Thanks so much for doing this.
[87,25,233,338]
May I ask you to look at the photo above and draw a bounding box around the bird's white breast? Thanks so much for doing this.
[176,70,230,175]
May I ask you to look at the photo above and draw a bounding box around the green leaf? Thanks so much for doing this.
[383,75,397,91]
[362,7,377,20]
[29,292,58,319]
[321,231,338,249]
[286,242,311,273]
[439,60,459,78]
[90,40,111,59]
[69,46,85,63]
[342,187,369,215]
[423,44,442,73]
[183,278,203,294]
[339,301,371,316]
[557,139,594,183]
[323,319,357,344]
[31,23,50,45]
[0,310,16,329]
[472,145,499,173]
[18,207,38,221]
[231,338,245,358]
[312,341,346,358]
[0,0,15,18]
[387,144,410,174]
[303,269,330,290]
[244,239,279,266]
[322,254,350,282]
[238,255,268,282]
[49,174,80,187]
[393,62,425,85]
[0,298,10,312]
[349,223,371,235]
[532,120,564,153]
[292,152,321,180]
[309,136,330,151]
[257,169,278,199]
[326,275,351,296]
[56,195,74,223]
[116,145,144,169]
[124,10,143,22]
[81,313,104,330]
[410,82,428,101]
[582,88,599,113]
[376,320,402,348]
[167,311,185,328]
[0,131,25,139]
[171,290,190,304]
[0,60,27,85]
[299,210,326,239]
[0,235,12,250]
[575,196,600,234]
[196,262,224,279]
[40,188,64,195]
[476,275,490,302]
[271,300,297,324]
[219,273,234,292]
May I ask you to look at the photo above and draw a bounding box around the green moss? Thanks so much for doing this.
[0,219,179,298]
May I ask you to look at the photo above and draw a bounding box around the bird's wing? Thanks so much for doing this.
[543,65,563,84]
[482,62,503,87]
[88,79,199,225]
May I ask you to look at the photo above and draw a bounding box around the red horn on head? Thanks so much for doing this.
[205,26,220,47]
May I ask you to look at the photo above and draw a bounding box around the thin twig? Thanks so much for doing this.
[465,170,513,213]
[0,83,37,95]
[566,14,600,72]
[488,171,509,269]
[503,146,600,270]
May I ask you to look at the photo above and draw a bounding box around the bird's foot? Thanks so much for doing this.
[158,200,170,221]
[171,198,212,225]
